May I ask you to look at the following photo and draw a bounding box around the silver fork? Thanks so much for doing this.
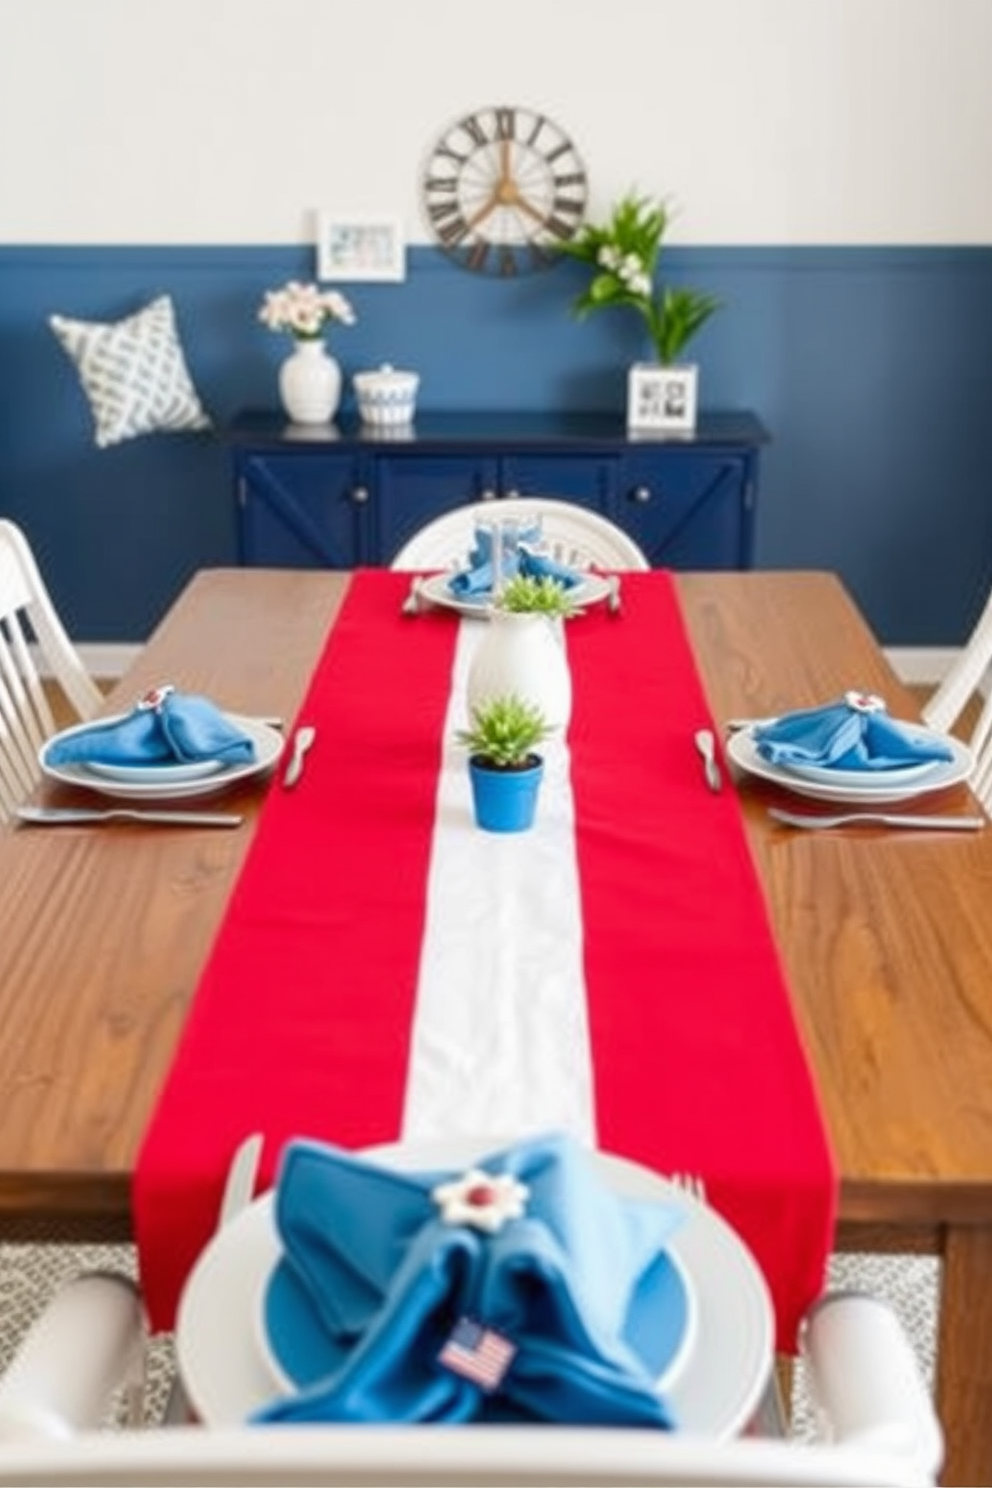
[667,1167,788,1434]
[668,1172,708,1203]
[769,807,986,832]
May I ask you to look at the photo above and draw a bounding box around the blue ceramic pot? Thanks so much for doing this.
[468,755,544,833]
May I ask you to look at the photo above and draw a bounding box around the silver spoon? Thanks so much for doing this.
[282,725,317,788]
[401,576,424,616]
[693,729,722,792]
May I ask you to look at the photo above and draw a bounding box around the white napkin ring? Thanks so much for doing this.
[844,690,885,714]
[432,1169,530,1233]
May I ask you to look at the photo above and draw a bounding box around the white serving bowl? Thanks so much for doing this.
[354,363,419,428]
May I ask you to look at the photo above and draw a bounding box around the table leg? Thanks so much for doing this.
[937,1225,992,1485]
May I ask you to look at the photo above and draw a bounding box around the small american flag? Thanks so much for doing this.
[437,1316,517,1392]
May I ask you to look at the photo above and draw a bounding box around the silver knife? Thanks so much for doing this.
[16,805,244,828]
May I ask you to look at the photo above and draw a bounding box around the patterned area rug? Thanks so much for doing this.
[0,1241,938,1436]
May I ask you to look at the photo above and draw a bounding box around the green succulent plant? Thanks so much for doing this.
[456,694,554,770]
[497,573,580,618]
[559,189,720,366]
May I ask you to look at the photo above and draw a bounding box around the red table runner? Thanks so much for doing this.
[134,569,836,1353]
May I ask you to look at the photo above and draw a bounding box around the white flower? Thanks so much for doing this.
[432,1168,530,1234]
[257,279,357,340]
[597,245,621,271]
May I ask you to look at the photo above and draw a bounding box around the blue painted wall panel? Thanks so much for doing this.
[2,246,991,645]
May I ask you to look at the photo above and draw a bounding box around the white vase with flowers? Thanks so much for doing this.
[258,280,356,425]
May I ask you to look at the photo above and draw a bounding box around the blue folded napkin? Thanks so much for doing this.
[752,691,954,772]
[44,684,255,768]
[253,1132,685,1429]
[517,548,584,588]
[448,524,581,597]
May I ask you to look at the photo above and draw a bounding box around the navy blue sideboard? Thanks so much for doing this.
[226,410,769,571]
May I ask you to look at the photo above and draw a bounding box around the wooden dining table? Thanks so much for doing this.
[2,566,991,1484]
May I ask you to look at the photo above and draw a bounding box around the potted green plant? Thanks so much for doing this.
[558,190,720,432]
[456,694,555,833]
[468,573,578,733]
[497,573,581,618]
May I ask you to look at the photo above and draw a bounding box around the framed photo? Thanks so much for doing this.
[315,214,406,282]
[627,363,698,434]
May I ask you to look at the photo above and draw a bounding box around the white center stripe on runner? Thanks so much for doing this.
[401,617,596,1147]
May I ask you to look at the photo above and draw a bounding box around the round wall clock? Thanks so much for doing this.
[422,105,588,276]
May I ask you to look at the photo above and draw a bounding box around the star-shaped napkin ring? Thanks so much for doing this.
[844,690,885,714]
[432,1168,530,1233]
[137,683,176,713]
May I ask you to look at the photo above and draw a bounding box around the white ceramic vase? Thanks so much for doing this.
[279,340,341,424]
[467,611,572,734]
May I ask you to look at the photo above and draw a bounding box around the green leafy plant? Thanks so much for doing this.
[559,190,720,365]
[456,694,554,770]
[497,573,580,618]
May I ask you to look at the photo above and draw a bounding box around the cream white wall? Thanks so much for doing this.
[2,0,990,246]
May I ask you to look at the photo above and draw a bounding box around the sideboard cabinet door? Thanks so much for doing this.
[499,455,616,511]
[237,452,370,567]
[371,454,500,563]
[615,450,758,569]
[372,452,617,562]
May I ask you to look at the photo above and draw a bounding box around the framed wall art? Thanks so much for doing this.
[315,214,406,282]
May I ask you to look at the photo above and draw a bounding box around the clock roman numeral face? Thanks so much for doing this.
[421,105,588,277]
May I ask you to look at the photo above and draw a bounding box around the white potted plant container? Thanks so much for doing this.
[466,573,579,734]
[558,191,720,434]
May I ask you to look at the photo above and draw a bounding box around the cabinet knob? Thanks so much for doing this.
[630,484,653,505]
[503,488,520,501]
[351,485,370,504]
[480,489,498,502]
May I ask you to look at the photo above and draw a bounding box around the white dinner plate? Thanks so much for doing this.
[417,571,613,619]
[175,1138,774,1439]
[85,756,226,784]
[777,755,943,789]
[727,724,973,805]
[40,715,284,802]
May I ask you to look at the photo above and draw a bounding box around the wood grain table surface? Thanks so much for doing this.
[1,566,989,1483]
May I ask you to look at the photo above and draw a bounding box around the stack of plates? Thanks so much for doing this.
[39,714,284,803]
[175,1137,773,1439]
[726,721,973,805]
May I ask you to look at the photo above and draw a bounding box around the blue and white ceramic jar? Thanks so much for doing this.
[353,363,419,428]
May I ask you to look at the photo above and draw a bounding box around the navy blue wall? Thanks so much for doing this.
[2,245,991,646]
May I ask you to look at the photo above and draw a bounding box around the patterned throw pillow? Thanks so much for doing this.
[49,294,211,449]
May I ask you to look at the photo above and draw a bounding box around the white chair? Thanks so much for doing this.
[390,498,651,574]
[0,1271,144,1443]
[0,519,103,824]
[921,583,992,808]
[0,1289,942,1487]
